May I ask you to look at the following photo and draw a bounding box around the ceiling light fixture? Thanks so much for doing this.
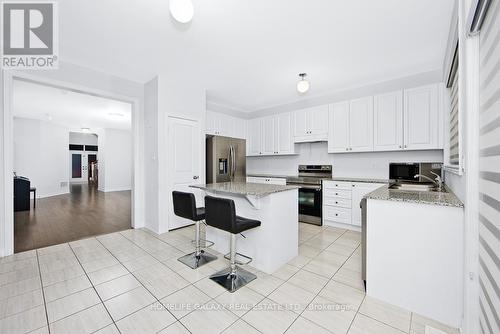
[297,73,310,94]
[81,127,90,133]
[169,0,194,23]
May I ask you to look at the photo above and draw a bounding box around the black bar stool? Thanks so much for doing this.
[172,191,217,269]
[204,195,261,292]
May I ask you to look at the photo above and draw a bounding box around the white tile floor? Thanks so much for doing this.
[0,223,460,334]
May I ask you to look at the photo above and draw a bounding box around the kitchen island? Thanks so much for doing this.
[191,182,299,274]
[364,184,464,328]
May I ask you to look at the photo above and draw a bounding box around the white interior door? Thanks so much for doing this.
[168,117,201,230]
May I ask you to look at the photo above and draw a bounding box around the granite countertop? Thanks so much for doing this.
[365,184,464,208]
[247,173,392,184]
[190,182,299,198]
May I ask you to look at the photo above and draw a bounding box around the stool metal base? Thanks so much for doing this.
[178,250,217,269]
[209,266,257,293]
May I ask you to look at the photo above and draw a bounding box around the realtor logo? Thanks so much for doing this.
[1,1,58,69]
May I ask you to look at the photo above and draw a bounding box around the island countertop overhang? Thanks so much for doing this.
[190,182,299,198]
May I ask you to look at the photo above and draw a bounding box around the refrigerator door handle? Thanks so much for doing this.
[227,147,232,179]
[232,145,236,180]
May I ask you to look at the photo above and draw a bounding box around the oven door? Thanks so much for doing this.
[298,185,322,225]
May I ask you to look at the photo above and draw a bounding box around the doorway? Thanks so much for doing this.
[10,78,135,253]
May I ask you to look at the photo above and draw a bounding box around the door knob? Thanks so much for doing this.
[193,176,199,180]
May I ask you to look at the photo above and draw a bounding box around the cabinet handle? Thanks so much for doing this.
[346,148,349,151]
[335,193,338,195]
[335,201,338,204]
[399,145,402,148]
[335,214,339,216]
[404,145,407,148]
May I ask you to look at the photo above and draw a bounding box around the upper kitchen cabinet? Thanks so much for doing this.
[328,97,374,153]
[247,118,262,156]
[404,83,440,150]
[293,105,329,142]
[261,116,276,155]
[373,90,404,151]
[247,112,296,156]
[328,101,350,153]
[349,97,374,152]
[275,112,294,154]
[328,83,443,154]
[206,110,246,139]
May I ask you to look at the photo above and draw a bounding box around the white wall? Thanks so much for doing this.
[143,77,160,233]
[97,128,132,192]
[247,142,444,179]
[13,117,70,198]
[69,132,98,145]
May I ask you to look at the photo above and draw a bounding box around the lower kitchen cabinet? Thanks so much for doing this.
[323,180,385,230]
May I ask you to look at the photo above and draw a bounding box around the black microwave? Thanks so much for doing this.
[389,163,442,182]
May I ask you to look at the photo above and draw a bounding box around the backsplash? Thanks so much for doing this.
[247,142,444,179]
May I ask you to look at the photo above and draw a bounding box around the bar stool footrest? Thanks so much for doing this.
[224,252,253,265]
[190,239,215,248]
[178,251,217,269]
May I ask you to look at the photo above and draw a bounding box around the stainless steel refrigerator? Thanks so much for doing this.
[206,135,246,183]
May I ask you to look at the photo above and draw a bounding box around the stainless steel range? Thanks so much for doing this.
[286,165,332,225]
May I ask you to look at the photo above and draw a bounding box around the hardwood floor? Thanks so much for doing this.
[14,184,131,253]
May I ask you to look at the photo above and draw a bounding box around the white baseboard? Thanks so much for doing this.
[100,186,132,193]
[34,189,70,199]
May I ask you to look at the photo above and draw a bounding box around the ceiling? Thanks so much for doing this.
[58,0,455,112]
[13,80,132,132]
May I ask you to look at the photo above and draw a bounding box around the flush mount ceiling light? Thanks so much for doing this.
[169,0,194,23]
[81,127,90,133]
[297,73,310,94]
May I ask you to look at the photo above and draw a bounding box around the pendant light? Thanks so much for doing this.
[169,0,194,23]
[297,73,310,94]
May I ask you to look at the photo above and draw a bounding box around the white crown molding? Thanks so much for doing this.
[206,70,442,119]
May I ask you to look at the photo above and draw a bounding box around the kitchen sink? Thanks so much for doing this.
[389,183,447,193]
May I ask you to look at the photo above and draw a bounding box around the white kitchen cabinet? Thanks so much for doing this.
[293,105,329,142]
[328,102,350,153]
[206,111,246,139]
[247,118,262,156]
[373,90,404,151]
[323,180,385,230]
[232,117,246,139]
[275,112,294,154]
[328,98,374,153]
[262,116,275,155]
[328,83,442,154]
[404,84,440,150]
[349,97,374,152]
[247,112,295,156]
[246,176,287,185]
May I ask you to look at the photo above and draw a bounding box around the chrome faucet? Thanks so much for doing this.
[414,171,443,191]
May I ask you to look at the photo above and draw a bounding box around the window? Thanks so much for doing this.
[447,43,459,166]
